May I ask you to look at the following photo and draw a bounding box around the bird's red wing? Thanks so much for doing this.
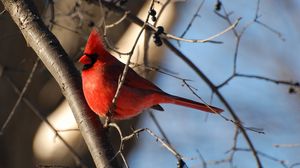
[105,60,163,92]
[125,68,163,92]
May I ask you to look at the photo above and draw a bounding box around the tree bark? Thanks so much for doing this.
[0,0,119,167]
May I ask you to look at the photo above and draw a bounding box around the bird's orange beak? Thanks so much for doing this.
[79,55,92,65]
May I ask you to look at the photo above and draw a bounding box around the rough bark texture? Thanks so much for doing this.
[1,0,119,167]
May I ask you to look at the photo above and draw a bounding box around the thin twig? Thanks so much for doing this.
[217,74,234,88]
[147,18,241,44]
[148,111,171,145]
[218,73,300,89]
[179,0,205,38]
[254,0,261,19]
[0,58,40,135]
[213,127,240,167]
[207,146,289,168]
[237,73,300,86]
[290,163,300,168]
[273,143,300,148]
[235,148,288,168]
[255,20,285,41]
[52,22,82,34]
[215,5,244,75]
[0,9,6,15]
[56,128,80,132]
[196,150,207,168]
[153,0,171,26]
[45,0,55,30]
[130,62,188,81]
[109,123,187,168]
[167,17,240,43]
[4,75,87,167]
[183,80,264,134]
[36,165,69,168]
[105,11,129,28]
[254,0,285,41]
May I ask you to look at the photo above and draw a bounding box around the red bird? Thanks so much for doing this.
[79,29,223,120]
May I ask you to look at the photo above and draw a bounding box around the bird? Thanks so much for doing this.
[79,29,223,120]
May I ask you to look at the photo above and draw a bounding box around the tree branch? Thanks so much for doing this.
[1,0,119,167]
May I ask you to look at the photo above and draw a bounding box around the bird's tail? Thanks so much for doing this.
[160,94,223,113]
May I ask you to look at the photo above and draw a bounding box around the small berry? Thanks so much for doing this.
[149,9,157,16]
[153,35,162,46]
[151,16,157,22]
[155,39,162,46]
[155,26,164,35]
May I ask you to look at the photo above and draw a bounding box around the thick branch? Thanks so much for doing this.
[1,0,119,167]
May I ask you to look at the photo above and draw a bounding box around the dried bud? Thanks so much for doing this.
[215,0,222,11]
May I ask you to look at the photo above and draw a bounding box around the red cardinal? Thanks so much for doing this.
[79,29,223,120]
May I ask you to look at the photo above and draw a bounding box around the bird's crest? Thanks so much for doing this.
[84,29,108,57]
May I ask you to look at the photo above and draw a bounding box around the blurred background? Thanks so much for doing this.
[0,0,300,168]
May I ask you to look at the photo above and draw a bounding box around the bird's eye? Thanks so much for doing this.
[80,53,98,70]
[84,53,98,62]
